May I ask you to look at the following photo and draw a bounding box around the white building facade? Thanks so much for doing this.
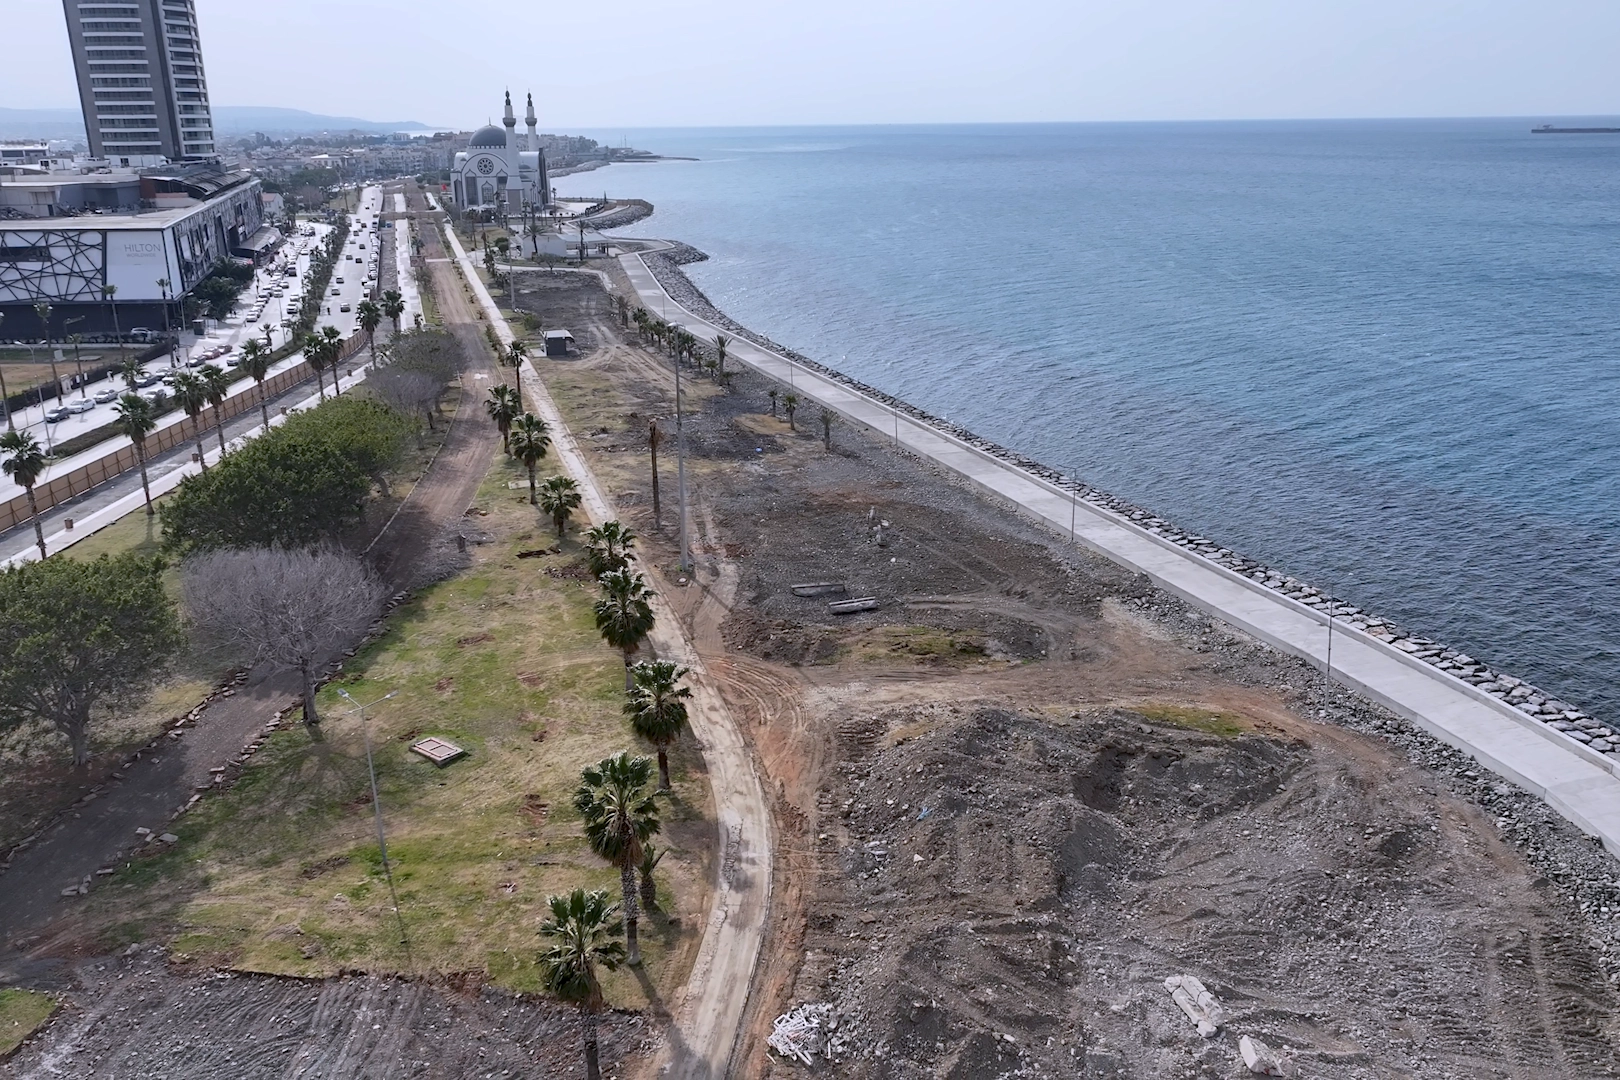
[450,92,549,215]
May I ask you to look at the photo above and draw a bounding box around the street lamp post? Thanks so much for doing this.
[336,688,411,960]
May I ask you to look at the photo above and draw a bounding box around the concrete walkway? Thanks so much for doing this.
[618,251,1620,855]
[448,225,773,1077]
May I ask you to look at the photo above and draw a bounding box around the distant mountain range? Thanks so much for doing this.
[0,105,435,141]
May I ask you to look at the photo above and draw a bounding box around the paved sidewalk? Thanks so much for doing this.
[448,224,773,1077]
[1,361,379,568]
[618,251,1620,855]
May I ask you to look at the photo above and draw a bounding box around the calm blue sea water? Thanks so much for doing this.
[557,120,1620,718]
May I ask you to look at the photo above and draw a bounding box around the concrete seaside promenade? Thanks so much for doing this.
[617,251,1620,855]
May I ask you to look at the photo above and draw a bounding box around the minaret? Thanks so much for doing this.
[525,92,538,152]
[502,90,517,153]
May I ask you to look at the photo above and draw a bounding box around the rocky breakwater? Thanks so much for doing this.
[639,247,1615,763]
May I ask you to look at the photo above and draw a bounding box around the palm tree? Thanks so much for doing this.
[712,333,730,377]
[538,888,625,1080]
[304,334,330,401]
[320,324,345,395]
[485,385,520,453]
[625,660,692,791]
[171,371,210,469]
[593,568,656,690]
[113,393,156,515]
[646,419,662,525]
[768,387,778,417]
[820,407,838,451]
[33,301,62,411]
[782,392,799,430]
[584,519,636,578]
[199,363,231,455]
[381,289,405,333]
[574,752,661,967]
[120,356,146,392]
[539,474,582,538]
[508,413,551,504]
[102,283,121,354]
[505,338,528,399]
[239,338,273,430]
[0,430,49,559]
[357,299,382,365]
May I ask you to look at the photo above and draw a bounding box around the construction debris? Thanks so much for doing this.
[790,582,847,597]
[827,596,879,615]
[1240,1034,1287,1075]
[767,1002,833,1065]
[410,737,468,766]
[1163,974,1226,1037]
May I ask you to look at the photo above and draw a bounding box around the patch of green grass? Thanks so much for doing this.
[847,624,989,665]
[87,447,712,1009]
[1131,704,1250,738]
[0,988,57,1057]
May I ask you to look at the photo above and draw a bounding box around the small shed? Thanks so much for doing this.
[544,329,575,357]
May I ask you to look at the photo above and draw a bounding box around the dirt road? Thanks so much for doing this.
[450,229,774,1079]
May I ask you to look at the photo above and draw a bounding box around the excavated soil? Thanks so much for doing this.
[515,272,1620,1080]
[0,945,644,1078]
[793,704,1620,1078]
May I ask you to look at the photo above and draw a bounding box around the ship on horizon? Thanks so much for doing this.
[1532,124,1620,134]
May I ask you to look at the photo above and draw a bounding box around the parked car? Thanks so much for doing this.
[340,303,352,312]
[67,398,95,414]
[93,387,119,404]
[44,406,70,423]
[137,371,163,387]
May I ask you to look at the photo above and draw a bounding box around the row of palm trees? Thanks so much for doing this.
[543,518,694,1080]
[629,309,733,385]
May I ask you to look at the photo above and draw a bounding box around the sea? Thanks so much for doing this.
[554,119,1620,720]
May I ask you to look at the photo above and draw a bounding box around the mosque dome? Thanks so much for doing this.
[468,124,507,148]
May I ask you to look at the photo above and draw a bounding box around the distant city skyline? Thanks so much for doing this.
[3,0,1617,130]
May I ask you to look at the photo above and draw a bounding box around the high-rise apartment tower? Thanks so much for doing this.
[62,0,216,161]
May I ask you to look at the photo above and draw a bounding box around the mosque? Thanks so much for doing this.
[450,91,550,216]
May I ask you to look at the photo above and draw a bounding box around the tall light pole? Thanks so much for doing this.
[335,687,410,961]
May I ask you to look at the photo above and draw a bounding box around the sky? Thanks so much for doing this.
[4,0,1617,128]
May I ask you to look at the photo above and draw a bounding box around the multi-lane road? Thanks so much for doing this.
[0,185,401,505]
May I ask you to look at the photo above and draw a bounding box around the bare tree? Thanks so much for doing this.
[370,367,445,432]
[182,547,385,731]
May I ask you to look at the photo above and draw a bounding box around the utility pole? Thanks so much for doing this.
[336,688,411,962]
